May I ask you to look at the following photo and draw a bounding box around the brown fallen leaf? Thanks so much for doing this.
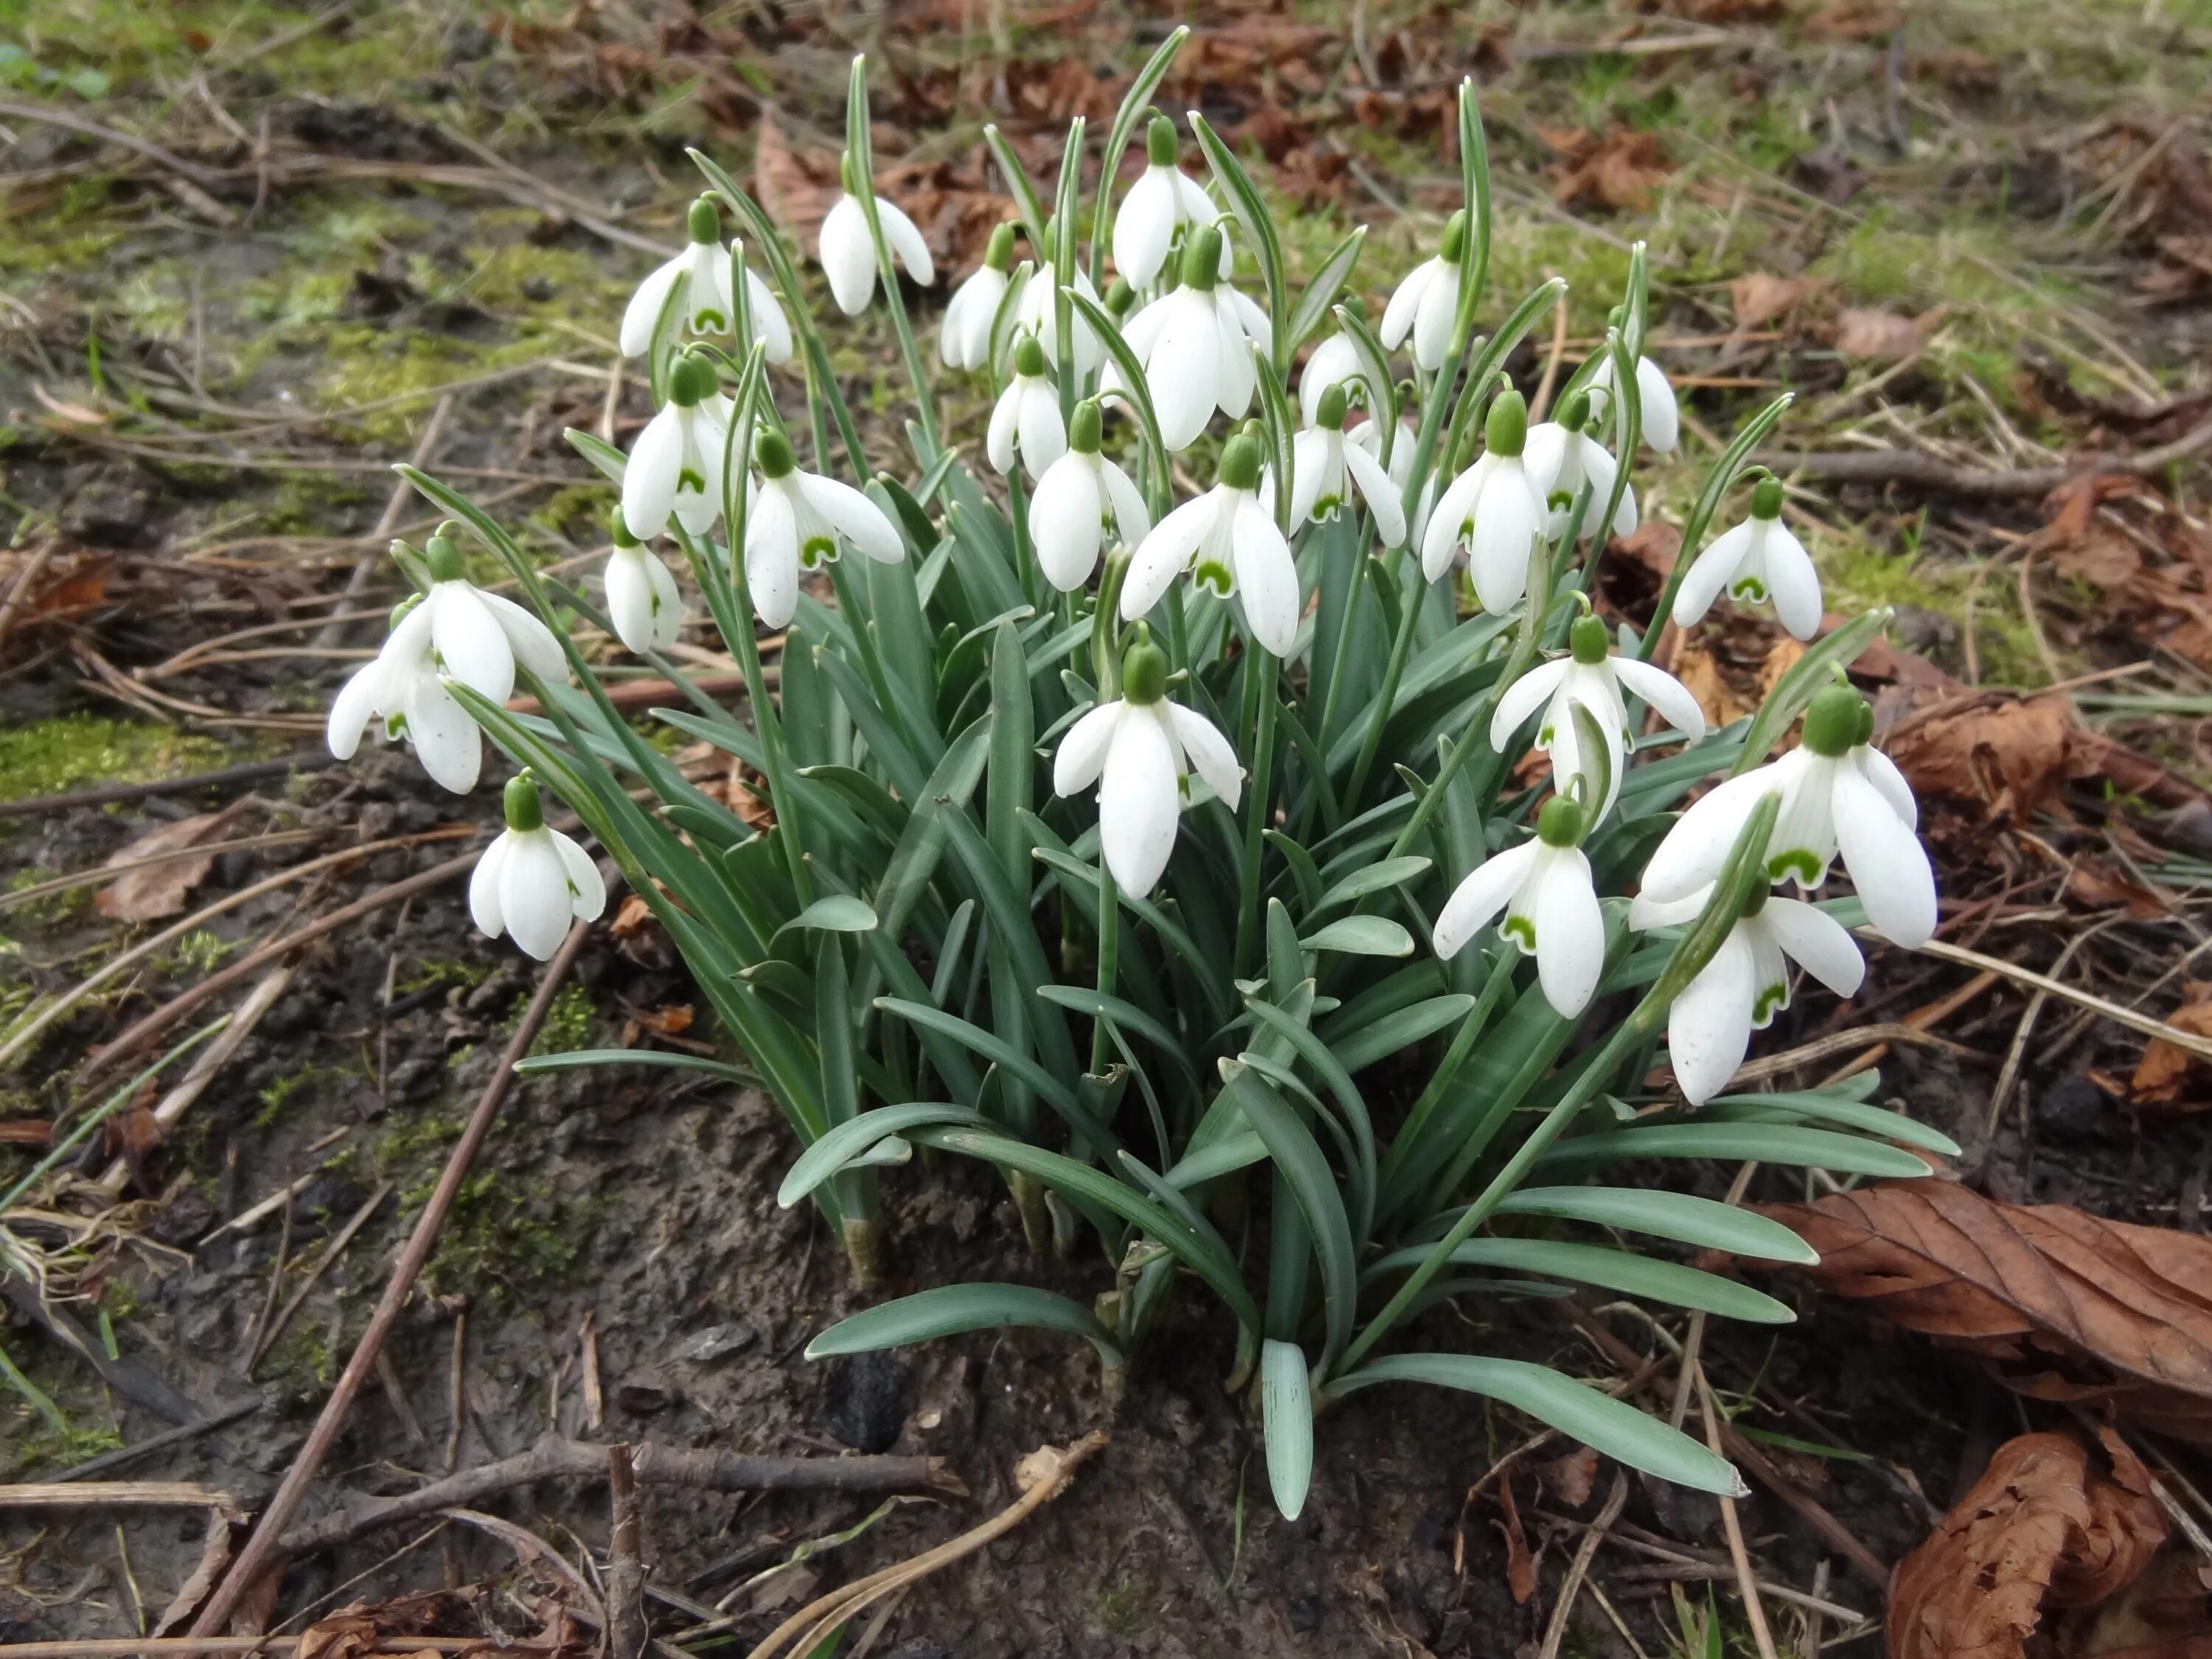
[1888,1428,2167,1659]
[2067,860,2172,924]
[96,804,246,923]
[1543,1444,1600,1509]
[1885,694,2076,819]
[2059,1551,2212,1658]
[1496,1475,1537,1606]
[1759,1181,2212,1441]
[2051,529,2146,591]
[1730,271,1818,332]
[1834,307,1926,362]
[1546,126,1675,214]
[2130,983,2212,1110]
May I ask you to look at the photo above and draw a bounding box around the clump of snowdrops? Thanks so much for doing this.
[328,40,1955,1517]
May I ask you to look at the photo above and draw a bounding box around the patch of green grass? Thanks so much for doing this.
[0,714,234,804]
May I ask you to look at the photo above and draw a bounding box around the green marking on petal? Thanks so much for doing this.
[1767,847,1824,885]
[1500,914,1537,953]
[800,534,841,569]
[1193,557,1234,598]
[1729,577,1770,602]
[678,468,706,494]
[1310,492,1344,522]
[1754,980,1790,1023]
[694,307,728,332]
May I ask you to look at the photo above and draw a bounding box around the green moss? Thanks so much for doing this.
[0,714,234,804]
[266,1322,334,1392]
[417,1172,584,1307]
[254,1061,363,1129]
[397,958,493,997]
[516,981,593,1057]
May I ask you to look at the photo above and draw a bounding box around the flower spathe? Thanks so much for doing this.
[1109,224,1268,451]
[1672,476,1821,640]
[1380,210,1468,373]
[603,509,683,654]
[940,222,1015,371]
[987,334,1067,480]
[818,159,935,317]
[1523,393,1635,544]
[326,595,483,795]
[742,428,906,630]
[1280,386,1407,546]
[1491,613,1705,818]
[1298,329,1386,428]
[1121,432,1298,656]
[1053,630,1242,897]
[1112,118,1230,291]
[1419,389,1560,607]
[1434,797,1606,1018]
[620,199,792,364]
[622,352,737,541]
[1639,684,1936,947]
[470,774,607,961]
[1011,249,1105,375]
[1587,349,1680,455]
[1029,400,1150,592]
[1631,881,1864,1105]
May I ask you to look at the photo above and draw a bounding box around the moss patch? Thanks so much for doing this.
[0,714,235,804]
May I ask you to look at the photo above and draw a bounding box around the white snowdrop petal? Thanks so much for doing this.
[1230,498,1300,658]
[987,380,1023,474]
[1858,746,1919,831]
[1287,430,1329,527]
[1419,460,1486,583]
[327,657,386,759]
[622,406,684,540]
[1149,298,1222,451]
[1832,764,1938,947]
[642,547,683,650]
[1340,439,1406,547]
[500,832,574,960]
[1100,459,1152,546]
[406,679,482,795]
[1054,702,1124,798]
[1629,884,1711,931]
[1016,379,1067,477]
[1762,523,1823,640]
[745,265,793,364]
[605,549,653,654]
[1612,657,1708,744]
[818,195,876,316]
[429,587,515,704]
[1122,493,1217,621]
[468,833,512,939]
[1029,456,1103,592]
[1669,931,1757,1106]
[1113,168,1178,288]
[1468,468,1540,616]
[551,830,608,922]
[1640,772,1778,902]
[874,197,935,285]
[800,473,905,564]
[1532,849,1604,1018]
[744,484,800,630]
[1299,333,1358,424]
[479,591,566,686]
[1411,264,1459,371]
[1433,842,1537,961]
[1099,703,1181,897]
[619,256,684,358]
[1490,658,1570,754]
[1637,355,1679,453]
[1168,704,1243,810]
[1380,261,1432,351]
[1672,520,1752,629]
[1760,898,1865,1000]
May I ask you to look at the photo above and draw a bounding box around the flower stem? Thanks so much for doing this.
[1233,647,1281,978]
[1091,862,1119,1074]
[1371,945,1517,1199]
[1344,557,1425,807]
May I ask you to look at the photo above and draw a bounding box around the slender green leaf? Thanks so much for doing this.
[1491,1187,1820,1263]
[1228,1065,1358,1371]
[807,1283,1122,1369]
[1540,1124,1935,1178]
[1301,917,1414,959]
[779,1104,990,1208]
[1366,1239,1793,1323]
[1261,1338,1315,1520]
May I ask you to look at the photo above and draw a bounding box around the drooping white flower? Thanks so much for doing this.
[411,528,568,707]
[1121,431,1298,656]
[742,428,906,630]
[327,595,482,796]
[1672,476,1821,640]
[1523,390,1635,544]
[1639,683,1936,947]
[1029,399,1151,592]
[940,221,1016,371]
[1113,117,1231,291]
[1419,389,1562,608]
[1489,613,1706,820]
[1279,384,1406,546]
[619,198,792,364]
[818,156,935,317]
[1586,348,1680,455]
[1052,628,1242,897]
[603,509,683,654]
[1010,223,1105,375]
[1298,328,1387,427]
[1433,796,1606,1018]
[469,773,607,961]
[1630,881,1864,1105]
[987,333,1067,481]
[1380,209,1468,373]
[622,351,737,541]
[1107,224,1268,452]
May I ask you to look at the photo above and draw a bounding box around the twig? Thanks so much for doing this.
[1697,1363,1779,1659]
[4,831,322,914]
[745,1433,1108,1659]
[1893,933,2212,1062]
[187,922,591,1639]
[276,1434,962,1557]
[97,966,295,1192]
[1985,919,2121,1130]
[241,1191,294,1374]
[0,1482,237,1510]
[0,540,60,657]
[1719,1020,1989,1090]
[0,1640,478,1656]
[0,754,327,819]
[246,1182,395,1371]
[606,1445,649,1659]
[1536,1470,1629,1659]
[0,96,228,189]
[35,1399,260,1484]
[1759,413,2212,497]
[314,394,454,650]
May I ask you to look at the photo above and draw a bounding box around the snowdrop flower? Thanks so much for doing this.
[941,222,1016,371]
[1282,385,1406,546]
[1121,431,1298,656]
[1011,220,1105,375]
[1029,400,1150,592]
[1380,209,1467,372]
[1523,392,1635,544]
[743,428,906,630]
[1630,880,1863,1105]
[1110,225,1268,451]
[470,773,607,961]
[987,334,1067,480]
[1672,476,1821,640]
[1419,389,1561,607]
[1298,325,1385,427]
[619,198,792,364]
[1585,346,1680,455]
[1490,612,1705,820]
[603,508,683,655]
[1112,118,1229,291]
[818,154,935,317]
[327,594,482,796]
[622,352,736,541]
[1052,628,1242,897]
[1433,796,1605,1018]
[1639,683,1936,947]
[415,528,568,705]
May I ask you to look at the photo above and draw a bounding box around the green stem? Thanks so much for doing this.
[1372,945,1518,1198]
[1092,863,1119,1074]
[1233,648,1281,978]
[1344,559,1425,807]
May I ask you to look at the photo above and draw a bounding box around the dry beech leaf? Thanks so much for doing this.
[1758,1180,2212,1442]
[1543,1444,1600,1509]
[754,112,842,255]
[1496,1475,1537,1605]
[2129,983,2212,1110]
[96,805,245,923]
[1888,1429,2167,1659]
[1885,695,2076,818]
[1551,128,1674,214]
[1835,307,1925,362]
[1730,271,1818,331]
[2051,529,2146,590]
[2067,861,2172,925]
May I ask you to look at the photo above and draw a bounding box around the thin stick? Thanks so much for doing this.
[1536,1470,1629,1659]
[242,1192,295,1373]
[97,966,295,1192]
[1698,1363,1780,1659]
[5,832,322,914]
[187,923,591,1638]
[314,394,454,650]
[1896,933,2212,1061]
[606,1445,648,1659]
[0,1640,476,1657]
[0,1483,239,1510]
[247,1182,395,1371]
[1759,411,2212,497]
[35,1399,260,1484]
